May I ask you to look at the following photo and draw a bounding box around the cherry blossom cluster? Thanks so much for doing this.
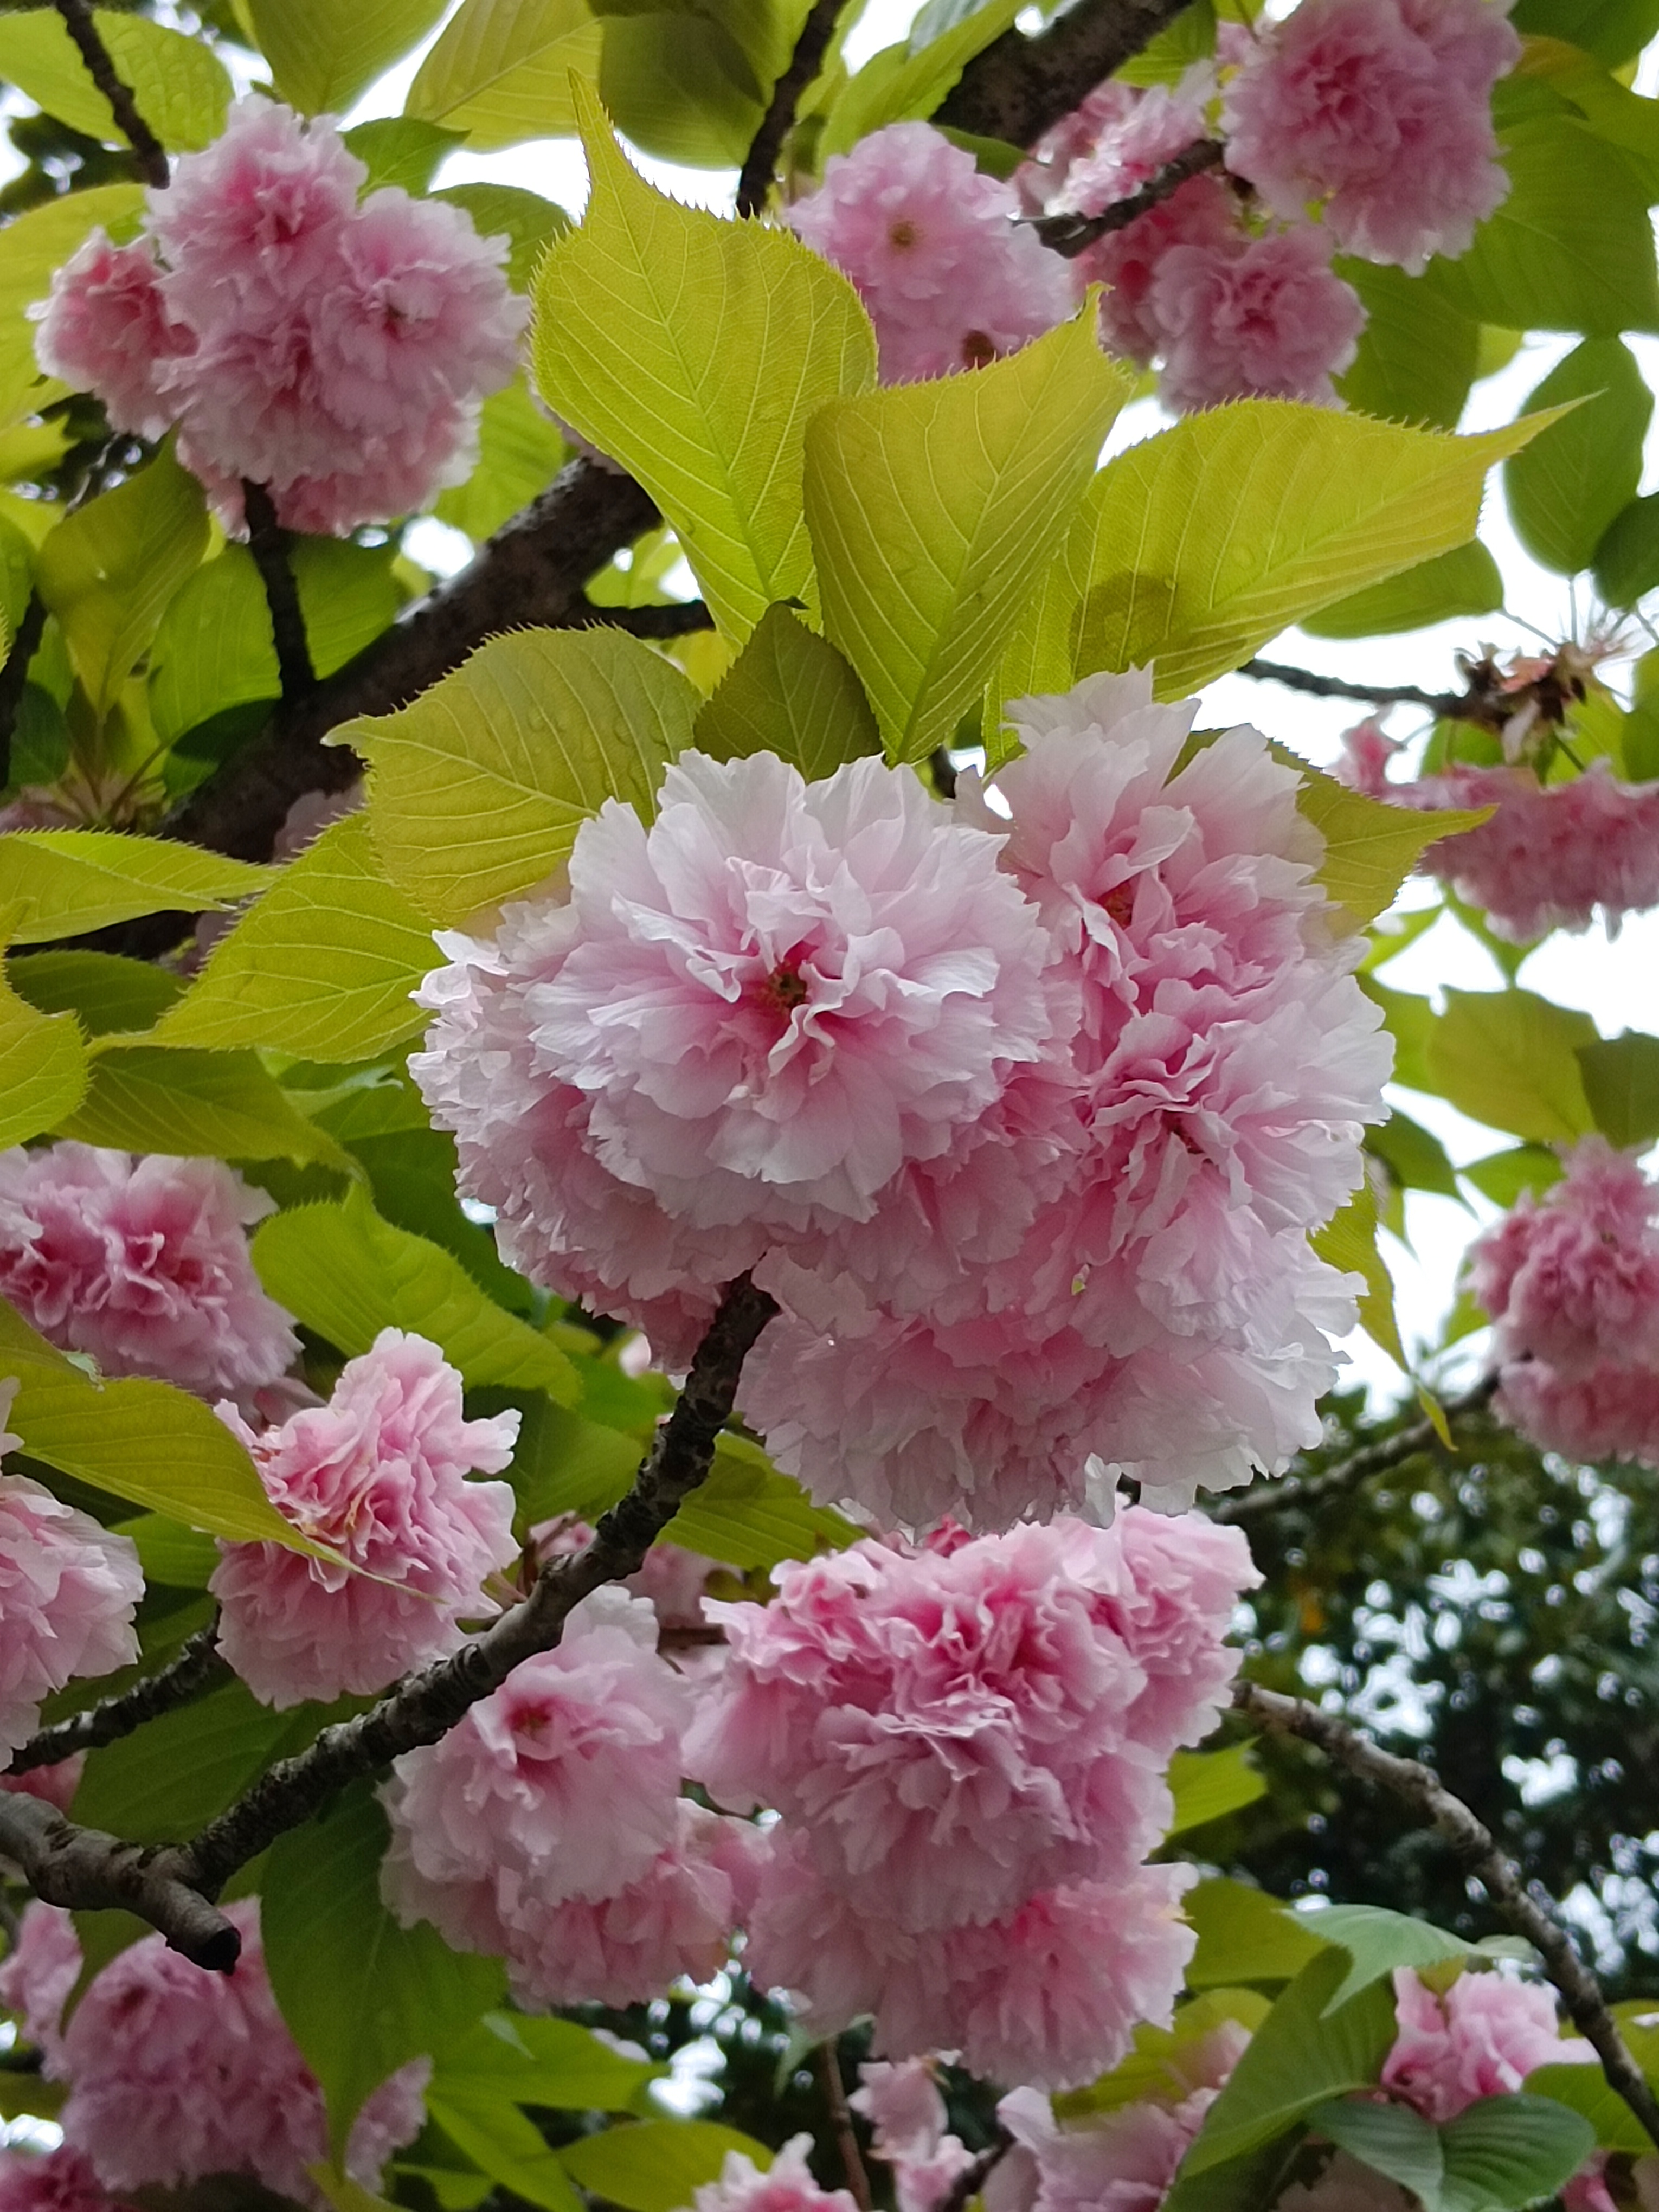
[415,674,1390,1529]
[686,1512,1256,2088]
[1467,1137,1659,1468]
[0,1900,426,2207]
[34,98,526,535]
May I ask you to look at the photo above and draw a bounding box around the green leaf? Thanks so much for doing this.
[0,1300,320,1549]
[72,1676,332,1844]
[820,0,1024,156]
[1335,262,1480,433]
[350,627,696,926]
[1300,1905,1477,2014]
[806,307,1131,762]
[1368,1110,1463,1202]
[0,829,268,944]
[343,117,466,193]
[58,1043,351,1168]
[7,950,185,1036]
[534,81,874,639]
[1048,404,1553,702]
[1301,545,1504,643]
[36,449,210,716]
[265,1783,504,2156]
[435,379,570,541]
[559,2123,774,2212]
[0,12,231,150]
[1593,491,1659,607]
[1523,2064,1650,2155]
[597,11,767,171]
[426,2092,586,2212]
[692,604,880,779]
[1180,1949,1399,2176]
[1055,1990,1275,2121]
[1511,0,1659,72]
[1313,1184,1407,1375]
[0,936,87,1149]
[437,2011,659,2113]
[0,183,145,432]
[503,1397,643,1526]
[251,1184,579,1400]
[1462,1145,1564,1207]
[1184,1880,1330,1990]
[1426,989,1598,1144]
[434,183,572,291]
[1167,1744,1268,1837]
[1313,2099,1445,2209]
[1505,341,1651,575]
[1577,1031,1659,1148]
[1438,2094,1596,2212]
[1292,758,1491,929]
[1425,113,1659,336]
[112,1513,220,1589]
[406,0,604,145]
[151,818,436,1062]
[248,0,450,113]
[662,1432,859,1568]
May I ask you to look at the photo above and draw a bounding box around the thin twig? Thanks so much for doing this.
[1027,138,1226,256]
[1240,658,1474,720]
[937,2132,1013,2212]
[1213,1377,1498,1526]
[818,2041,874,2212]
[1234,1679,1659,2153]
[8,1623,230,1774]
[0,593,47,786]
[51,0,169,188]
[574,595,716,639]
[737,0,846,218]
[241,481,316,704]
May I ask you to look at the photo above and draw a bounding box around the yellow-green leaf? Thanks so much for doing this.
[692,603,879,778]
[249,0,451,114]
[251,1185,580,1401]
[435,378,570,542]
[0,912,87,1148]
[1290,757,1493,928]
[559,2124,773,2212]
[533,79,876,638]
[805,306,1131,761]
[1312,1182,1407,1374]
[0,11,231,149]
[1167,1744,1268,1838]
[348,627,696,925]
[0,184,145,432]
[0,829,268,945]
[1426,988,1598,1144]
[58,1044,353,1168]
[662,1432,858,1569]
[151,818,436,1061]
[407,0,603,146]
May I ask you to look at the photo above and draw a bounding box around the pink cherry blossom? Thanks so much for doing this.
[0,1754,85,1812]
[691,2135,860,2212]
[1413,763,1659,943]
[211,1328,519,1708]
[994,2048,1239,2212]
[853,2061,975,2212]
[1494,1359,1659,1469]
[0,2150,132,2212]
[32,231,188,440]
[1149,226,1367,411]
[1381,1969,1589,2123]
[0,1145,299,1403]
[0,1902,82,2075]
[1083,177,1243,369]
[55,1899,426,2204]
[787,123,1075,383]
[1220,0,1520,274]
[381,1587,693,1964]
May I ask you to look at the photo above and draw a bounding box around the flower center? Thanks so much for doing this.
[762,961,811,1014]
[889,219,919,249]
[961,329,996,369]
[1102,883,1135,927]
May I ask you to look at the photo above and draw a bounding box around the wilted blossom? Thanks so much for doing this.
[691,2136,860,2212]
[0,1383,143,1761]
[0,2150,132,2212]
[35,98,526,535]
[1381,1967,1589,2122]
[853,2061,975,2212]
[786,123,1075,383]
[0,1144,299,1404]
[1150,227,1367,411]
[1221,0,1521,274]
[211,1328,519,1708]
[46,1901,426,2204]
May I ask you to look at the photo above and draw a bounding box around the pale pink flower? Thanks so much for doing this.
[1150,224,1367,411]
[55,1900,426,2204]
[0,2149,132,2212]
[1090,1509,1259,1756]
[0,1447,143,1761]
[1046,72,1215,220]
[995,2082,1216,2212]
[854,2061,975,2212]
[692,2135,859,2212]
[1382,1968,1588,2122]
[787,123,1075,383]
[0,1902,82,2075]
[1413,763,1659,942]
[1083,178,1243,368]
[1220,0,1520,273]
[0,1754,85,1812]
[32,232,188,440]
[0,1145,299,1403]
[211,1329,519,1708]
[628,1538,733,1628]
[380,1587,692,1956]
[1495,1359,1659,1469]
[1333,719,1403,798]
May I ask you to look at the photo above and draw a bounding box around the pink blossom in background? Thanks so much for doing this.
[0,2150,132,2212]
[1220,0,1520,273]
[1275,2151,1414,2212]
[0,1753,85,1812]
[1382,1968,1588,2122]
[211,1328,519,1708]
[853,2060,975,2212]
[32,232,187,440]
[690,2136,859,2212]
[54,1900,427,2204]
[1493,1359,1659,1470]
[1410,762,1659,943]
[0,1902,82,2074]
[786,123,1075,383]
[1082,178,1243,368]
[0,1146,299,1404]
[1333,718,1403,798]
[1150,226,1367,411]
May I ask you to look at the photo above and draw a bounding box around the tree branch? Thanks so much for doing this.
[0,1792,240,1972]
[818,2041,874,2212]
[1027,137,1225,256]
[8,1623,230,1774]
[241,481,316,704]
[936,0,1192,152]
[1234,1679,1659,2153]
[1240,658,1474,721]
[0,593,47,787]
[1213,1377,1499,1526]
[52,0,169,189]
[574,594,717,639]
[737,0,847,218]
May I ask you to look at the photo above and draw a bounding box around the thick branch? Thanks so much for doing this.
[1213,1377,1498,1526]
[241,482,316,704]
[8,1623,230,1774]
[52,0,169,189]
[737,0,847,218]
[1028,137,1225,256]
[1234,1680,1659,2152]
[0,1793,238,1971]
[1241,658,1472,721]
[937,0,1192,151]
[0,593,47,785]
